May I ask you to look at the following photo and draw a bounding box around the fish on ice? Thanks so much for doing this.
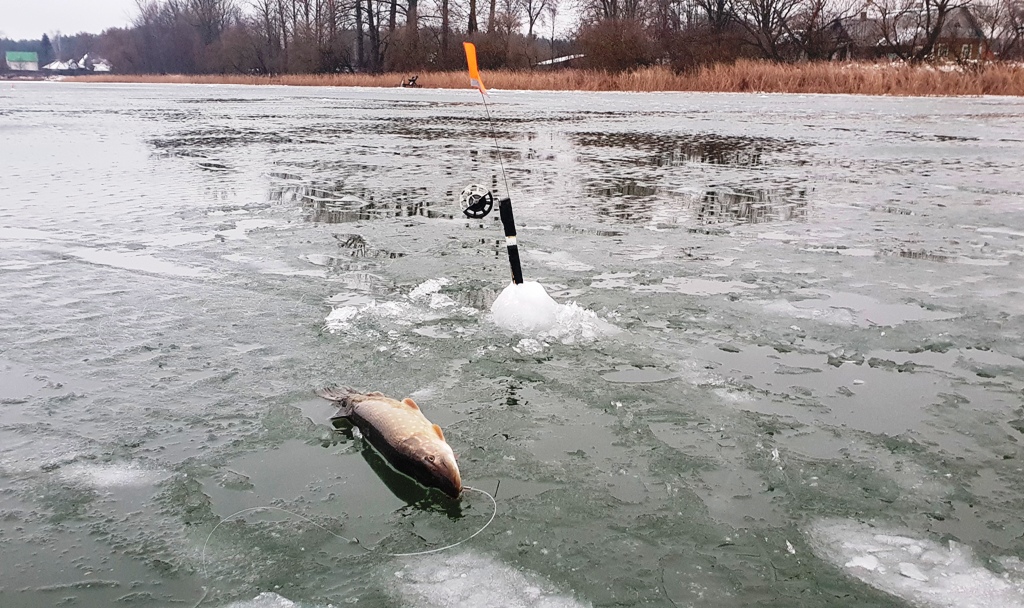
[316,386,462,498]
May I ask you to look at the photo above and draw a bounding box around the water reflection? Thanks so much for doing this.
[334,233,405,259]
[268,178,451,223]
[695,188,808,224]
[585,180,808,225]
[572,132,798,167]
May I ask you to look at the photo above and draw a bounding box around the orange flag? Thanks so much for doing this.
[463,42,487,95]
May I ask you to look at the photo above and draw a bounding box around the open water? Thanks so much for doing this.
[1,82,1024,608]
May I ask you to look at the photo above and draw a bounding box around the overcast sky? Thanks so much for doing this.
[1,0,139,40]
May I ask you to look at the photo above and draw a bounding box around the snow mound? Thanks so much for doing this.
[490,281,616,345]
[390,550,590,608]
[807,518,1024,608]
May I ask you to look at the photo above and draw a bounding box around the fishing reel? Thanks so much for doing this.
[459,184,494,219]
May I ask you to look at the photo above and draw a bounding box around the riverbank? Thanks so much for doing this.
[66,60,1024,96]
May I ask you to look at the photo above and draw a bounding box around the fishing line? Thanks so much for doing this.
[191,486,497,608]
[479,92,512,200]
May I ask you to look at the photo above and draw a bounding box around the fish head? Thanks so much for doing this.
[420,441,462,498]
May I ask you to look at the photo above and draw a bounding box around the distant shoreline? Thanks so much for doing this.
[63,61,1024,96]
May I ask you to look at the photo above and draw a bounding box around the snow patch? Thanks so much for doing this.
[59,462,167,488]
[390,550,590,608]
[807,518,1024,608]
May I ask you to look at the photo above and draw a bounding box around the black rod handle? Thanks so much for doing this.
[498,197,524,285]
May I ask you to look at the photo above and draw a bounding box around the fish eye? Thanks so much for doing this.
[427,455,436,463]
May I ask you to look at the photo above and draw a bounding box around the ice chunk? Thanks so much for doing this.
[845,555,880,571]
[899,562,929,582]
[324,278,477,334]
[409,278,451,300]
[389,550,590,608]
[489,281,617,345]
[807,518,1024,608]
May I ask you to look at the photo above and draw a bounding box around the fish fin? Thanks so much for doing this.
[402,398,420,410]
[367,391,385,397]
[316,386,357,402]
[330,406,354,420]
[432,424,445,441]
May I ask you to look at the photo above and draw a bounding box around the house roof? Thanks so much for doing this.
[831,6,985,48]
[6,51,39,62]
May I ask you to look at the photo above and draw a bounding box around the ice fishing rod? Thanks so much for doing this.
[461,42,524,285]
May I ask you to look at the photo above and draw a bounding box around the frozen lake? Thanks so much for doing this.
[2,82,1024,608]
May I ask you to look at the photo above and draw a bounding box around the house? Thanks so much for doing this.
[5,51,39,72]
[829,6,988,61]
[828,12,885,60]
[933,6,987,60]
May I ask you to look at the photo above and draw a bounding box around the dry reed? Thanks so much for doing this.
[68,61,1024,96]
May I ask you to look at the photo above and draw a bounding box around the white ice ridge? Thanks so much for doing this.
[489,281,617,346]
[807,518,1024,608]
[324,278,476,334]
[220,592,307,607]
[390,550,591,608]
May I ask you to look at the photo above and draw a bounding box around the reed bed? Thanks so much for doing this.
[68,61,1024,96]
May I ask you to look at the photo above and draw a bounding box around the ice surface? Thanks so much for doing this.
[68,248,210,278]
[758,291,958,328]
[527,250,594,272]
[489,281,616,345]
[389,550,590,608]
[807,518,1024,608]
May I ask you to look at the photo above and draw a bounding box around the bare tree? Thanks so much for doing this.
[975,0,1024,58]
[732,0,802,59]
[522,0,550,36]
[784,0,856,59]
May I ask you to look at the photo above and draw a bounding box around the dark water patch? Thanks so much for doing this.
[374,116,531,141]
[934,134,980,142]
[896,249,955,263]
[150,128,298,151]
[581,183,809,225]
[876,248,956,263]
[587,179,659,198]
[197,161,230,172]
[873,205,915,215]
[180,98,267,104]
[571,131,800,167]
[694,188,809,225]
[546,224,626,237]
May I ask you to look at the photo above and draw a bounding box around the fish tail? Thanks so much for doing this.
[315,385,360,418]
